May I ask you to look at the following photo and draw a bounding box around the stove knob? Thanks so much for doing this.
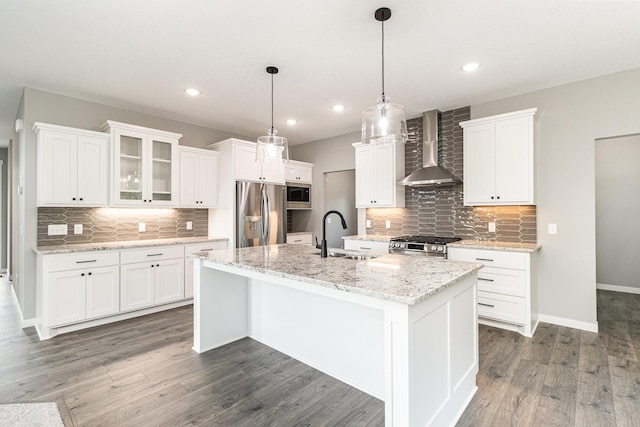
[431,245,437,251]
[438,246,444,252]
[400,243,405,249]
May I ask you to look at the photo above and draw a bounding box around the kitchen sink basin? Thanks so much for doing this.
[317,250,380,260]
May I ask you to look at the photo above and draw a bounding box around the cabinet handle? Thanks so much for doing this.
[76,260,97,264]
[79,197,83,201]
[294,239,302,243]
[491,196,494,199]
[147,253,163,257]
[360,247,372,250]
[478,277,494,282]
[72,197,76,201]
[475,257,494,262]
[478,302,495,308]
[496,196,500,199]
[88,272,92,276]
[200,248,213,251]
[81,273,85,276]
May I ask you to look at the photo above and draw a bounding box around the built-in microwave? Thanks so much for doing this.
[286,183,311,209]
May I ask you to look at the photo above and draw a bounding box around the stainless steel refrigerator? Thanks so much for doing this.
[236,181,286,248]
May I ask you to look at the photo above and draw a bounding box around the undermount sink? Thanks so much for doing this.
[318,250,380,260]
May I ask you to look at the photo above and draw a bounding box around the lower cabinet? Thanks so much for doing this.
[448,246,538,337]
[44,251,120,327]
[120,246,184,312]
[286,232,313,245]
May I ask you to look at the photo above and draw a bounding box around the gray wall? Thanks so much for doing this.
[14,88,251,320]
[471,67,640,330]
[595,134,640,289]
[325,170,357,248]
[289,131,360,242]
[0,148,7,269]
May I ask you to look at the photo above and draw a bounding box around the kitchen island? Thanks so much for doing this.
[193,244,482,426]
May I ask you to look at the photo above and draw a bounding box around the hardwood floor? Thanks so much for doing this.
[2,278,639,426]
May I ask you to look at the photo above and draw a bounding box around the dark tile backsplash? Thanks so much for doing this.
[38,207,208,246]
[366,107,537,243]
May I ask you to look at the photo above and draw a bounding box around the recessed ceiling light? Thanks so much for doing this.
[332,105,345,112]
[285,119,297,125]
[462,63,479,72]
[185,88,200,96]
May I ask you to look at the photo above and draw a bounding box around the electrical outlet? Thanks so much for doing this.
[366,219,371,228]
[74,224,83,235]
[385,219,391,229]
[186,221,193,230]
[139,223,146,232]
[47,224,67,236]
[548,223,558,234]
[488,222,496,233]
[327,217,332,224]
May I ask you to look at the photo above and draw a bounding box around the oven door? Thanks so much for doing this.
[286,183,311,209]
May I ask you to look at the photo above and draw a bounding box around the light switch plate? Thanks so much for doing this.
[186,221,193,230]
[48,224,67,236]
[366,219,371,228]
[74,224,83,235]
[385,220,391,229]
[488,222,496,233]
[548,223,558,234]
[139,223,146,232]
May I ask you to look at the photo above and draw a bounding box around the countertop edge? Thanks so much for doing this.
[341,235,394,243]
[448,240,541,252]
[33,236,229,255]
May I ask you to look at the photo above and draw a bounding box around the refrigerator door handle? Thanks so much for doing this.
[263,185,271,243]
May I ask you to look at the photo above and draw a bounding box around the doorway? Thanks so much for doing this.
[324,170,357,248]
[595,133,640,294]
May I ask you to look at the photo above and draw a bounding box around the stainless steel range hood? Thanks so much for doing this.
[398,110,462,187]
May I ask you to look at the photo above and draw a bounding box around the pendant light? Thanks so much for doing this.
[256,66,289,163]
[362,7,408,145]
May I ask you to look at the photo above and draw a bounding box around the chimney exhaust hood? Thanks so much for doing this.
[398,110,462,187]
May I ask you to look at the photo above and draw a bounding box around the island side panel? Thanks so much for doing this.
[193,259,249,353]
[384,273,478,427]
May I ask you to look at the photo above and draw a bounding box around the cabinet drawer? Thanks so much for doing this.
[286,233,313,245]
[120,245,184,264]
[46,251,120,272]
[448,247,526,270]
[477,291,526,325]
[343,239,389,253]
[184,241,228,255]
[477,268,526,297]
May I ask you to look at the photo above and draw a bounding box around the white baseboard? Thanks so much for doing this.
[597,283,640,295]
[538,314,598,333]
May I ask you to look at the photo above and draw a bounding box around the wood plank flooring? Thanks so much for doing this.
[2,277,640,426]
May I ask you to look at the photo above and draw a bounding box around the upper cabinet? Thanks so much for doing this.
[353,142,405,208]
[179,146,219,208]
[102,121,181,207]
[460,108,537,206]
[285,160,313,184]
[34,122,109,207]
[210,138,285,184]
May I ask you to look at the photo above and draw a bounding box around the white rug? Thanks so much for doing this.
[0,402,64,426]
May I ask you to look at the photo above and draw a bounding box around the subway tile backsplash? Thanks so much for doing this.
[37,207,208,246]
[366,107,537,243]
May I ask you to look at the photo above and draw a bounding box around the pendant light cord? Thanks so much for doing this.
[381,18,385,102]
[270,73,274,132]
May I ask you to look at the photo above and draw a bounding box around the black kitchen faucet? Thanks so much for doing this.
[316,210,348,257]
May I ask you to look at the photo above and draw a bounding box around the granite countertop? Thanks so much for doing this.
[341,235,395,242]
[196,243,482,306]
[448,240,541,253]
[34,236,229,255]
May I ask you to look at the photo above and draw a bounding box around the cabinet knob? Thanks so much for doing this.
[490,196,494,199]
[79,197,83,201]
[81,273,85,276]
[72,197,76,201]
[88,272,92,276]
[496,196,500,199]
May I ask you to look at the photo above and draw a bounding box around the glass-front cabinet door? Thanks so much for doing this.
[105,121,181,206]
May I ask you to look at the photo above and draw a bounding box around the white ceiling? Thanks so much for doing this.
[1,0,640,146]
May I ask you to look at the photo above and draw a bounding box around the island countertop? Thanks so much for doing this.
[196,243,482,306]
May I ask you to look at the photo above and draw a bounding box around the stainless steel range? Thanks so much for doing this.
[389,235,462,258]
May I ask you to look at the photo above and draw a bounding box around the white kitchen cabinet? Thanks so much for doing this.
[120,245,184,311]
[34,122,109,207]
[286,232,313,245]
[343,238,390,253]
[460,108,536,206]
[102,121,181,206]
[285,160,313,184]
[229,139,285,184]
[353,142,405,208]
[42,251,120,327]
[184,240,228,298]
[179,146,219,207]
[448,246,538,337]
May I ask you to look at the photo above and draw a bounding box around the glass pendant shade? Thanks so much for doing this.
[362,96,408,145]
[256,66,289,163]
[256,128,289,163]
